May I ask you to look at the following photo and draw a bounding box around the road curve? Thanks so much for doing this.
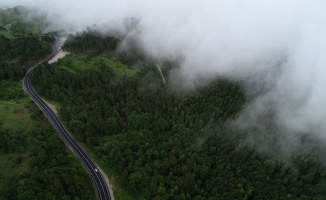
[23,48,111,200]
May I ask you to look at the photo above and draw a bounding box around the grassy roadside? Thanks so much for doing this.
[0,29,15,39]
[55,53,139,77]
[0,98,31,195]
[0,80,30,195]
[0,101,31,132]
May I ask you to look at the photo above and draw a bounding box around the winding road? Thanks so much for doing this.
[23,48,111,200]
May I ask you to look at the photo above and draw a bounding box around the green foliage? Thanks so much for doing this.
[0,6,50,35]
[0,87,96,200]
[14,125,96,200]
[0,101,30,132]
[55,53,139,77]
[0,81,26,100]
[0,62,26,80]
[64,31,119,54]
[0,34,53,61]
[0,129,27,153]
[0,29,15,39]
[0,86,96,199]
[0,7,54,62]
[9,20,42,35]
[0,22,96,199]
[0,9,17,26]
[30,31,326,200]
[64,30,146,65]
[31,57,253,199]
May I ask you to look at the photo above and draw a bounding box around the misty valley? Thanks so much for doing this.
[2,4,326,200]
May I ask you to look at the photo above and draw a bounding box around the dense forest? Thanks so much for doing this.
[0,34,53,62]
[29,32,326,199]
[0,121,96,200]
[0,62,95,200]
[0,7,54,63]
[0,9,95,200]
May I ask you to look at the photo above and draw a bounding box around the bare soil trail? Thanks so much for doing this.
[155,64,166,85]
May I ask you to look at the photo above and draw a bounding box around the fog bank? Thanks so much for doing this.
[3,0,326,147]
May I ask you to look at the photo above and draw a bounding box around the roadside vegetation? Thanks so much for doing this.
[0,73,96,200]
[56,53,138,77]
[29,31,326,199]
[0,7,95,200]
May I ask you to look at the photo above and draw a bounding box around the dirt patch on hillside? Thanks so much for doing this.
[44,101,58,114]
[48,50,70,64]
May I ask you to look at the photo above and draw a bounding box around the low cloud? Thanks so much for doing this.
[3,0,326,150]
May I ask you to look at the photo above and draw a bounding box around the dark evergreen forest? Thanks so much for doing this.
[0,34,53,61]
[30,32,326,199]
